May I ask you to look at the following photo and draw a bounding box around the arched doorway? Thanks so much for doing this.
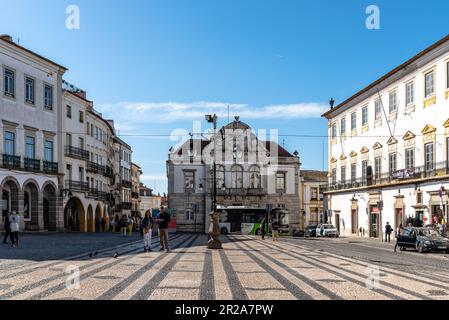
[43,183,57,231]
[23,180,39,230]
[2,178,19,224]
[64,197,84,232]
[87,204,94,232]
[95,204,102,232]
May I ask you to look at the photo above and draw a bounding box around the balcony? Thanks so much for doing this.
[2,154,21,169]
[132,191,140,199]
[43,161,58,174]
[65,180,89,192]
[246,188,267,196]
[216,187,266,196]
[104,166,113,178]
[86,161,109,176]
[24,158,41,171]
[322,161,449,193]
[86,161,99,173]
[88,188,99,198]
[121,180,132,189]
[122,202,132,210]
[65,145,89,160]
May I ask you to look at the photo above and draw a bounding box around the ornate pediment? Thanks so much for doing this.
[373,142,383,150]
[443,119,449,128]
[349,150,358,157]
[360,146,370,154]
[330,157,337,163]
[421,124,436,135]
[339,154,347,160]
[387,136,398,145]
[402,131,416,141]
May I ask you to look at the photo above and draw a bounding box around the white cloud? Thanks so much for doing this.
[96,101,326,131]
[140,174,167,182]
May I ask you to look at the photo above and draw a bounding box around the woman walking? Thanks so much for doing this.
[9,211,20,248]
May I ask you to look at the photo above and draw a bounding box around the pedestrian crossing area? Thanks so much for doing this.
[0,233,448,300]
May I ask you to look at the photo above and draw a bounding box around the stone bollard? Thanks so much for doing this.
[207,211,222,249]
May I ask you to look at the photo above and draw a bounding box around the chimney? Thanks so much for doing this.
[0,35,13,42]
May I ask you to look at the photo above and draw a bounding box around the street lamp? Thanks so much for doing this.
[205,114,222,249]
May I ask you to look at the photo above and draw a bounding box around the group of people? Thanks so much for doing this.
[139,207,171,253]
[259,218,280,241]
[2,211,20,248]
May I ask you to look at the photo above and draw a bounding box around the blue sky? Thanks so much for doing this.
[1,0,449,193]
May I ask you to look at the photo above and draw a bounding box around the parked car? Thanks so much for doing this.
[396,227,449,253]
[304,224,317,237]
[316,224,339,238]
[293,229,305,237]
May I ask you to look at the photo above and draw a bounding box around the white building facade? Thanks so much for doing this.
[0,34,139,233]
[0,35,66,231]
[167,118,301,233]
[323,34,449,238]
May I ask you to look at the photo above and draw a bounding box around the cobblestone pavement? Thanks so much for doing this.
[1,233,449,300]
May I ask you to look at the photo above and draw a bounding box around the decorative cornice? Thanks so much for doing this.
[387,136,398,145]
[360,146,370,154]
[403,131,416,140]
[349,150,358,157]
[421,124,436,135]
[373,142,383,150]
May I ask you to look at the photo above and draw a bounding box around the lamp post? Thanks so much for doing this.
[205,114,222,249]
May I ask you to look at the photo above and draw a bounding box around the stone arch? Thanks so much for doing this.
[43,182,57,231]
[87,204,94,232]
[41,180,58,193]
[64,197,85,232]
[1,177,20,220]
[23,180,39,230]
[95,203,103,232]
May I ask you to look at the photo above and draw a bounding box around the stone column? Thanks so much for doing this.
[37,191,44,231]
[17,190,24,230]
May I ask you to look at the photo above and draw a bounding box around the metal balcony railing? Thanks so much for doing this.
[24,158,41,171]
[122,202,132,210]
[2,154,21,169]
[321,161,449,192]
[65,145,89,160]
[121,180,132,189]
[65,180,89,192]
[43,161,58,173]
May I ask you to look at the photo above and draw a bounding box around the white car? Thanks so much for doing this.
[316,224,339,237]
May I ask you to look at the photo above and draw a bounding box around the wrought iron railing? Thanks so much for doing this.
[43,161,58,173]
[2,154,21,169]
[121,180,132,189]
[64,145,89,160]
[65,180,89,192]
[24,158,40,171]
[321,161,449,192]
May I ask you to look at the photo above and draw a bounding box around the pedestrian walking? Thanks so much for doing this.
[271,219,280,242]
[2,212,11,244]
[394,224,404,253]
[127,215,134,236]
[9,211,20,248]
[385,222,393,243]
[120,215,128,236]
[260,218,267,240]
[141,212,153,252]
[157,207,171,252]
